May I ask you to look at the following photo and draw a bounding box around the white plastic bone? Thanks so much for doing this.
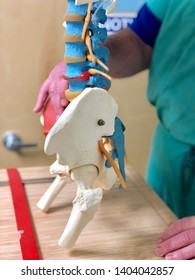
[37,175,67,212]
[75,0,118,18]
[49,160,70,176]
[106,0,118,15]
[38,87,119,248]
[75,0,98,5]
[58,165,103,248]
[44,87,118,170]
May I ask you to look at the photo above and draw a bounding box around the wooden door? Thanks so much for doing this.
[0,0,66,168]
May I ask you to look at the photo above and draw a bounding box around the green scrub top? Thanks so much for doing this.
[146,0,195,146]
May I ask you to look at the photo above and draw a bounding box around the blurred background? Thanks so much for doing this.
[0,0,157,177]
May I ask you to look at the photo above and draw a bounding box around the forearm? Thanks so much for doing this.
[105,28,152,78]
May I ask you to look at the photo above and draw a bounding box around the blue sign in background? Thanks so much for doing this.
[115,0,145,12]
[106,0,145,34]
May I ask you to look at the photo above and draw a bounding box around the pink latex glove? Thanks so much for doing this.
[33,61,69,119]
[155,216,195,260]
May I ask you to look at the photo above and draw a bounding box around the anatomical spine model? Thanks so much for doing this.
[37,0,126,249]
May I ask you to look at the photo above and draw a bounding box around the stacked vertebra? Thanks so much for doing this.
[64,0,111,101]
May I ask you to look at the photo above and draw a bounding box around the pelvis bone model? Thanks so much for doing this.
[37,0,127,249]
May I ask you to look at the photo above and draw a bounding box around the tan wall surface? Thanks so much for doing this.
[0,0,66,168]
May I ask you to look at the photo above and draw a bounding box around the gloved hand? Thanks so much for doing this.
[155,216,195,260]
[33,61,69,120]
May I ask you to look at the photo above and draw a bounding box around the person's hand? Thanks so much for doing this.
[33,61,69,119]
[155,216,195,260]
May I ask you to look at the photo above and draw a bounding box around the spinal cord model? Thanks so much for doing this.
[37,0,127,249]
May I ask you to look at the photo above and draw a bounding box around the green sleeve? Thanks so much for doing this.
[146,0,169,21]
